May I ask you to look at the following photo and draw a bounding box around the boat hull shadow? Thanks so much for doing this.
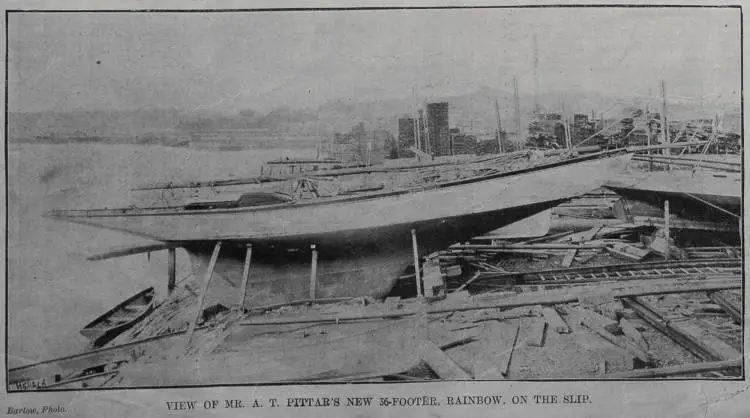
[186,198,572,308]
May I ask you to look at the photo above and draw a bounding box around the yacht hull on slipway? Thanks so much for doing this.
[49,150,633,306]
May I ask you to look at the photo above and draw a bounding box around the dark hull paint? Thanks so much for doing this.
[185,198,571,307]
[605,185,741,224]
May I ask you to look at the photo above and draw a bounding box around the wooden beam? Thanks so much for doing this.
[578,223,605,242]
[623,297,741,361]
[235,279,741,327]
[455,271,481,293]
[605,358,742,379]
[309,244,318,300]
[411,229,423,298]
[237,244,253,310]
[469,322,515,380]
[87,242,180,261]
[663,200,670,260]
[579,320,652,364]
[561,249,578,268]
[41,371,118,390]
[619,318,649,351]
[167,248,176,295]
[708,291,742,325]
[527,320,547,347]
[417,340,472,380]
[185,241,222,350]
[542,306,571,334]
[499,321,521,377]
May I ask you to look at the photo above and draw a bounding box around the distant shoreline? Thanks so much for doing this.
[9,136,322,151]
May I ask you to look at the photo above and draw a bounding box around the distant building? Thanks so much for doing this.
[426,102,450,156]
[332,122,391,165]
[397,117,416,158]
[450,127,480,155]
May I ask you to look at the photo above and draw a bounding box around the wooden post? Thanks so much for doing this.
[494,99,504,154]
[411,229,424,298]
[237,244,253,310]
[661,80,670,164]
[185,241,222,349]
[167,248,176,295]
[309,244,318,300]
[646,104,653,171]
[664,200,670,260]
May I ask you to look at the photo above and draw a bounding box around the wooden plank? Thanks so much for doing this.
[469,321,519,380]
[167,248,176,294]
[87,242,180,261]
[561,249,578,268]
[708,291,742,325]
[120,319,425,386]
[455,271,481,292]
[237,244,253,309]
[309,244,318,299]
[663,200,670,260]
[619,318,649,351]
[563,306,620,335]
[623,297,741,361]
[606,243,650,262]
[235,279,740,327]
[43,371,118,390]
[412,229,423,298]
[605,358,742,379]
[542,307,571,334]
[677,323,741,361]
[418,340,472,380]
[426,323,479,349]
[579,320,652,364]
[527,320,547,347]
[10,278,740,387]
[497,320,521,377]
[185,241,222,350]
[575,223,605,243]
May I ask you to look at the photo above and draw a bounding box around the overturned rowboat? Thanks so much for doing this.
[49,149,633,307]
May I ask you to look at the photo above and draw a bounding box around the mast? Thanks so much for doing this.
[513,77,522,148]
[661,80,669,156]
[645,103,652,150]
[562,102,572,151]
[414,113,421,154]
[533,33,541,114]
[423,107,431,156]
[494,99,504,153]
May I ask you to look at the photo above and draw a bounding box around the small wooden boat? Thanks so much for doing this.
[80,288,156,347]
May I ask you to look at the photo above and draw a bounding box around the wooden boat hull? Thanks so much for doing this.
[52,151,633,307]
[49,151,633,244]
[604,171,741,223]
[80,288,155,347]
[185,198,571,307]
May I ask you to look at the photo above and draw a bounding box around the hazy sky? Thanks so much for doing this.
[8,8,741,113]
